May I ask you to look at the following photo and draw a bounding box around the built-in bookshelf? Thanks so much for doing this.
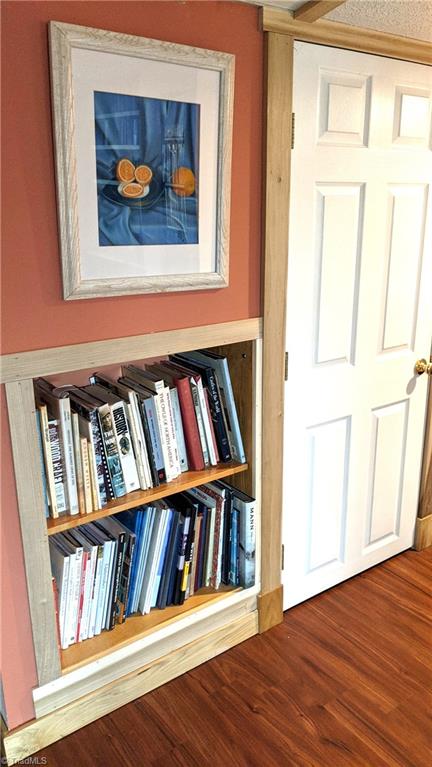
[3,319,264,760]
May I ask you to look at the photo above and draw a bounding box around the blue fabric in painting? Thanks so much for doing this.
[94,91,199,247]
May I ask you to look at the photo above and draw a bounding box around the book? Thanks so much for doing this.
[169,494,196,606]
[48,420,68,516]
[83,384,140,495]
[35,409,50,518]
[49,538,70,649]
[195,350,246,463]
[67,388,109,508]
[172,352,232,462]
[232,488,256,589]
[71,412,86,515]
[169,357,215,466]
[37,404,59,517]
[148,361,204,471]
[80,437,93,514]
[122,366,180,481]
[34,379,79,514]
[156,510,181,609]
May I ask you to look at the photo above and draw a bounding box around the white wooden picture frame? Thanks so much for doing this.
[49,22,234,299]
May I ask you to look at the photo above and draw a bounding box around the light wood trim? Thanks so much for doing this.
[262,8,432,65]
[413,514,432,551]
[0,318,262,384]
[5,380,62,685]
[418,387,431,520]
[257,585,283,632]
[47,462,248,535]
[294,1,345,23]
[261,33,293,596]
[61,587,240,672]
[3,612,258,765]
[34,593,256,717]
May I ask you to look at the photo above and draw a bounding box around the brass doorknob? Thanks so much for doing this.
[415,358,432,376]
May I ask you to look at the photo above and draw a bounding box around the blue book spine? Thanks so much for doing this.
[229,508,239,585]
[151,511,173,607]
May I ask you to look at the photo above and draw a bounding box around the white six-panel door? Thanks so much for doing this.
[283,43,432,609]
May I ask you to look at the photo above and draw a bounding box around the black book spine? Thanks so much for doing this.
[173,512,191,606]
[92,411,115,501]
[178,507,196,606]
[109,531,126,629]
[139,404,160,487]
[202,369,231,462]
[157,513,180,609]
[221,490,233,584]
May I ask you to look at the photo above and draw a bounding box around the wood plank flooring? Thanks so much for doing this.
[34,548,431,766]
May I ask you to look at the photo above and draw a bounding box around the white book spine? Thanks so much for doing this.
[57,556,70,649]
[59,399,79,515]
[190,380,210,466]
[49,421,68,514]
[71,413,85,514]
[169,388,188,472]
[153,391,177,481]
[78,416,101,509]
[38,406,58,517]
[88,546,103,638]
[195,379,217,466]
[163,386,181,476]
[80,438,93,513]
[111,401,140,493]
[126,402,147,490]
[79,547,97,642]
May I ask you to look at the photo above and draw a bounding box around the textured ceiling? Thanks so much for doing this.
[240,1,432,42]
[327,0,432,42]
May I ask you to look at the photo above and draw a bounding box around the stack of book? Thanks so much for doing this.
[34,350,246,518]
[49,481,256,649]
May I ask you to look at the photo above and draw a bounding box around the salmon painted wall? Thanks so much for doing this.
[0,1,263,729]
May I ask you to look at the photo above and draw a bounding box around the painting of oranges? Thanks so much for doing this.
[94,90,199,247]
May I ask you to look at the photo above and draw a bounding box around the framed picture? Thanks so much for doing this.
[49,22,234,299]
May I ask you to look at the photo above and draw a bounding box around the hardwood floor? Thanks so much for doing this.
[35,549,431,766]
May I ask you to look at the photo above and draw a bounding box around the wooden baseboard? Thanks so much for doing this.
[3,612,258,766]
[257,585,283,633]
[413,514,432,551]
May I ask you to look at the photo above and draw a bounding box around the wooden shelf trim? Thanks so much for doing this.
[60,587,240,673]
[0,317,262,384]
[47,462,248,535]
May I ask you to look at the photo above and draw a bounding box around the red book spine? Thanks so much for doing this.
[175,377,205,471]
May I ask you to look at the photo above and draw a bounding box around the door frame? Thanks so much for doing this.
[261,7,432,626]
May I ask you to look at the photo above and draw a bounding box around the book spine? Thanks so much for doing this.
[139,405,160,488]
[169,388,188,472]
[88,545,104,638]
[94,542,112,635]
[109,533,126,630]
[238,499,256,588]
[143,399,166,483]
[204,388,220,464]
[195,378,218,466]
[71,413,86,515]
[35,410,50,518]
[59,398,79,515]
[111,401,140,494]
[69,546,83,645]
[215,359,246,463]
[154,392,177,481]
[98,404,127,498]
[190,380,210,467]
[80,438,93,513]
[38,405,58,517]
[76,551,89,642]
[129,393,152,489]
[48,421,68,515]
[163,387,181,477]
[125,402,148,490]
[204,370,232,462]
[89,411,110,505]
[175,378,204,471]
[210,501,222,589]
[229,508,239,586]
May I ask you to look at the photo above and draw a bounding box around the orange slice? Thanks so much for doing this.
[171,166,195,197]
[135,165,153,185]
[116,158,136,183]
[120,182,145,198]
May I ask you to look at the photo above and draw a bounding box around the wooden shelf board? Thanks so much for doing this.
[47,462,248,535]
[61,586,240,673]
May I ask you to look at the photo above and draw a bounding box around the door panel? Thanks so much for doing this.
[283,43,432,609]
